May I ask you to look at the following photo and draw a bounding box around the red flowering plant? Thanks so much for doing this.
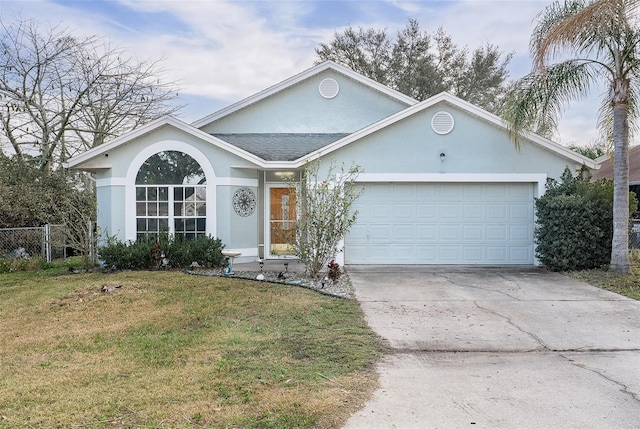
[327,259,341,281]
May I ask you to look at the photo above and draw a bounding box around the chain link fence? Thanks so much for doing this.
[631,221,640,249]
[0,224,72,262]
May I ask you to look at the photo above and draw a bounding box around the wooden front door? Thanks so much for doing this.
[268,187,296,256]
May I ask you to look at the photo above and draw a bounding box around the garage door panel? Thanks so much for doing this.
[463,224,483,241]
[370,204,393,220]
[358,245,393,263]
[393,225,415,241]
[369,224,393,240]
[391,245,417,262]
[365,184,393,199]
[463,203,485,219]
[394,203,415,220]
[345,183,535,265]
[463,246,484,262]
[509,246,533,263]
[510,184,534,199]
[510,203,533,220]
[440,184,464,201]
[416,186,439,199]
[416,225,437,240]
[510,225,532,240]
[440,203,461,219]
[416,245,437,261]
[440,245,462,262]
[486,184,511,200]
[417,203,437,220]
[393,185,415,201]
[439,225,461,241]
[347,224,368,244]
[486,203,508,220]
[352,202,369,221]
[486,246,508,262]
[487,225,508,241]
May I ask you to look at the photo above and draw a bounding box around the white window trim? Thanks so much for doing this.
[125,141,217,242]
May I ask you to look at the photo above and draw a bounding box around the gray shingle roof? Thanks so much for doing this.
[212,133,349,161]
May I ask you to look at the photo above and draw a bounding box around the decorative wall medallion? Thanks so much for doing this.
[233,187,256,217]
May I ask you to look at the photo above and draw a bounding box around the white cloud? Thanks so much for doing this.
[0,0,614,144]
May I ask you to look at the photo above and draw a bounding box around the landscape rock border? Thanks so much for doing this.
[185,268,354,299]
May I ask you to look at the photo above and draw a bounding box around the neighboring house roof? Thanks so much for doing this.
[591,145,640,184]
[191,61,418,129]
[212,133,349,161]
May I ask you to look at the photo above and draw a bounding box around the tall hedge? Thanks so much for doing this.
[535,167,635,271]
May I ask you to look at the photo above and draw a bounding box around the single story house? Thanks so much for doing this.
[66,61,596,265]
[591,145,640,212]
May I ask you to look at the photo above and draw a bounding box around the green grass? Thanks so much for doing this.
[0,266,384,428]
[566,267,640,300]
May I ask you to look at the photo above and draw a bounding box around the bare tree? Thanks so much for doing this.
[0,18,181,171]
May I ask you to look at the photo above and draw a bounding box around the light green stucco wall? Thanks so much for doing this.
[95,183,126,243]
[200,69,409,134]
[93,125,260,256]
[314,103,577,180]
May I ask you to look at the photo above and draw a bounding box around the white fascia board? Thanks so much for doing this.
[297,91,598,169]
[594,153,611,165]
[431,93,598,169]
[65,115,176,168]
[191,61,417,129]
[66,116,266,170]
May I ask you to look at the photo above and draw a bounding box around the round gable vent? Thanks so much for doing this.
[319,78,339,99]
[431,111,455,135]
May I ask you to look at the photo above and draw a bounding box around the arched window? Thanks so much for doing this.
[135,151,206,240]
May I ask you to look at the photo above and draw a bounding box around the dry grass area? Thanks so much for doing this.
[0,268,384,428]
[565,267,640,300]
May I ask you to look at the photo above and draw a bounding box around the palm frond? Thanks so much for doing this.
[533,0,625,71]
[503,60,598,147]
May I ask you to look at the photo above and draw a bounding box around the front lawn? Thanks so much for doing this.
[0,267,384,428]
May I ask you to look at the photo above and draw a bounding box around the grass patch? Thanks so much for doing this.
[566,267,640,300]
[0,269,384,428]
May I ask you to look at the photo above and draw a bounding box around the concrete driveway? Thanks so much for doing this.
[343,266,640,429]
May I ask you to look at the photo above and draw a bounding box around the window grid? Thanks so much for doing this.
[136,185,206,240]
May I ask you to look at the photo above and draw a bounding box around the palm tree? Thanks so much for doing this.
[503,0,640,273]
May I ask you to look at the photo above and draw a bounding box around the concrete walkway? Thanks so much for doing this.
[343,266,640,429]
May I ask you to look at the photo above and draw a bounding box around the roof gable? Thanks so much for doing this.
[64,116,265,170]
[191,61,417,131]
[295,92,597,170]
[66,67,595,172]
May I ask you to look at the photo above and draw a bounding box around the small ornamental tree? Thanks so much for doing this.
[291,161,363,278]
[535,166,636,271]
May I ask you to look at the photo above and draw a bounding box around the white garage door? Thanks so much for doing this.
[345,183,535,264]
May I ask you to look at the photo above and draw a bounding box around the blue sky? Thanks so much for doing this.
[0,0,606,147]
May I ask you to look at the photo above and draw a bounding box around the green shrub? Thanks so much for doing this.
[535,167,636,271]
[98,235,225,270]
